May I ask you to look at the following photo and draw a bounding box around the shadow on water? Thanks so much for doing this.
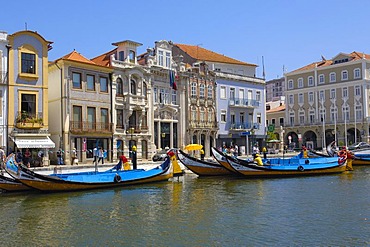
[1,168,369,246]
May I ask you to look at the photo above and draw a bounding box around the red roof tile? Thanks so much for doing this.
[267,104,285,113]
[291,51,370,73]
[59,50,96,65]
[91,48,117,67]
[175,44,256,66]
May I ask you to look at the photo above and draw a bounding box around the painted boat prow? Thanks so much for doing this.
[177,149,232,176]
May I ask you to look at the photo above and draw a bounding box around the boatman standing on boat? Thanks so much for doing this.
[131,145,137,170]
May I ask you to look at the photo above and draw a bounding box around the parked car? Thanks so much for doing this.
[152,149,168,161]
[152,148,178,162]
[348,142,370,150]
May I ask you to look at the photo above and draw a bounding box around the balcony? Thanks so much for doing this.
[229,98,260,108]
[229,122,260,131]
[70,121,113,134]
[16,111,43,129]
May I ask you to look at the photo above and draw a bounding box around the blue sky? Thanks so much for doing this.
[3,0,370,80]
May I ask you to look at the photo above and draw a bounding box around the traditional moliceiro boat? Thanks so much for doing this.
[211,147,348,177]
[177,149,233,176]
[0,173,31,192]
[5,153,177,192]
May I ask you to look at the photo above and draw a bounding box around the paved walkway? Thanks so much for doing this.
[31,151,300,174]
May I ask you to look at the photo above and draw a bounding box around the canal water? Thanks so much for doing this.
[1,167,369,246]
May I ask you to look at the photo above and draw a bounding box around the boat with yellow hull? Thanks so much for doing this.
[0,174,31,192]
[177,149,234,176]
[5,155,176,193]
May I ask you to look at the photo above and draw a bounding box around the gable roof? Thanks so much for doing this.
[91,48,117,67]
[175,44,256,66]
[267,104,285,113]
[291,51,370,73]
[58,50,96,65]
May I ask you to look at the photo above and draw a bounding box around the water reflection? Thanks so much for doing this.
[1,168,369,246]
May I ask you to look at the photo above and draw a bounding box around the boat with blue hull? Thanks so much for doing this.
[211,147,349,177]
[5,153,177,192]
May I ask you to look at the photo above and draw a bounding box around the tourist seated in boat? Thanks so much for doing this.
[254,153,264,166]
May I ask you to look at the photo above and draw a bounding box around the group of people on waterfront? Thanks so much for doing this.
[220,144,239,157]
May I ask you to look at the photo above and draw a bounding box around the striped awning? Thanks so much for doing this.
[13,136,55,149]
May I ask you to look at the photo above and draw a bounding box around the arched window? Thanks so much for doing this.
[143,82,147,99]
[130,79,136,95]
[116,78,123,96]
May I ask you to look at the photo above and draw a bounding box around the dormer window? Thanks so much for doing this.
[21,53,36,74]
[129,50,135,62]
[165,52,171,68]
[158,50,164,66]
[118,51,124,61]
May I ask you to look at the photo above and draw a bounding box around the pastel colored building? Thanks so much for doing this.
[7,30,55,166]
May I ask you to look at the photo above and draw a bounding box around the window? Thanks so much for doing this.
[289,111,295,126]
[191,82,197,97]
[288,94,294,104]
[308,92,314,103]
[256,91,261,101]
[87,75,95,91]
[207,85,213,99]
[116,109,123,128]
[330,89,336,99]
[199,84,205,98]
[118,51,124,61]
[342,104,350,121]
[288,80,293,89]
[165,52,171,68]
[240,112,245,125]
[191,108,197,121]
[230,113,235,127]
[271,118,276,125]
[87,107,96,129]
[298,78,303,88]
[21,53,36,74]
[130,79,136,95]
[279,117,284,126]
[355,85,361,96]
[299,110,305,124]
[320,107,326,122]
[220,86,226,99]
[342,87,348,98]
[143,82,147,99]
[100,77,108,92]
[21,93,36,116]
[220,110,226,122]
[116,78,123,96]
[101,108,109,128]
[319,90,325,101]
[172,89,177,105]
[129,50,135,62]
[158,50,164,66]
[73,106,82,127]
[72,72,82,89]
[309,109,315,124]
[154,88,158,103]
[341,70,348,81]
[330,105,337,122]
[354,68,361,79]
[318,74,325,84]
[330,72,336,82]
[298,93,303,104]
[159,89,165,103]
[355,103,362,120]
[308,76,314,86]
[230,88,235,102]
[208,109,213,123]
[257,113,261,124]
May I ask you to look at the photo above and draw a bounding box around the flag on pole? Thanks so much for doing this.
[169,70,177,90]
